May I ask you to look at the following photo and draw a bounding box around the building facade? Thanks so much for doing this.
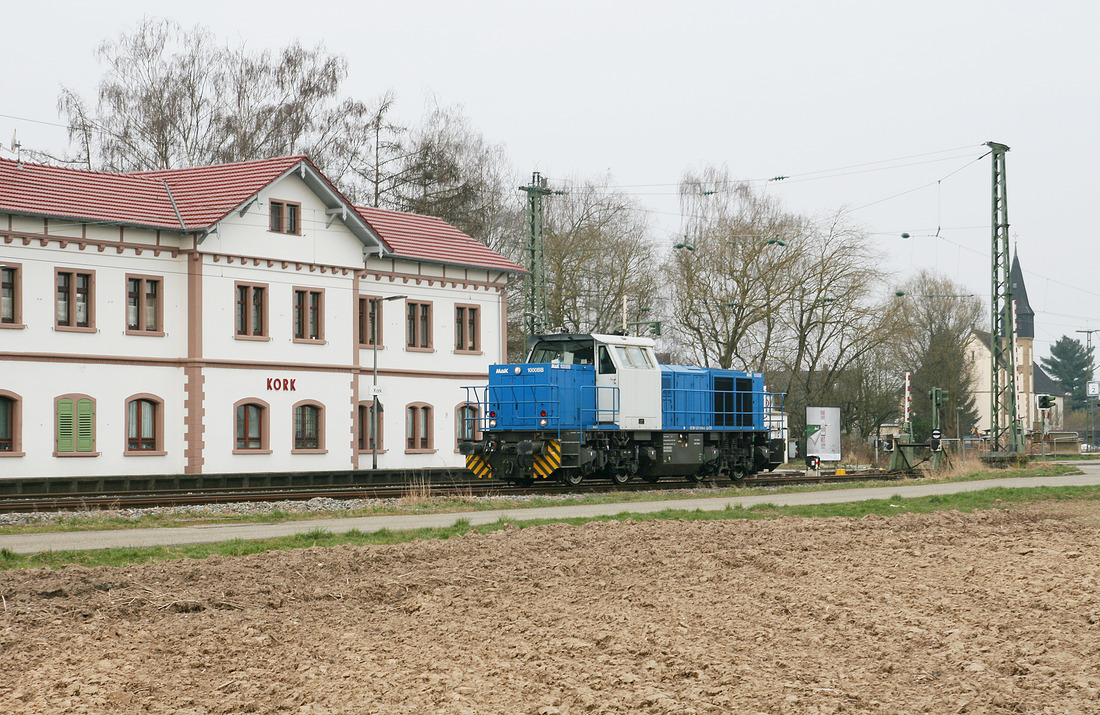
[0,156,522,478]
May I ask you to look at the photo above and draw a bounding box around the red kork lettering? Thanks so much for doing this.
[266,378,296,391]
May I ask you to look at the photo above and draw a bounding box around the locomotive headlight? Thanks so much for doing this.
[489,419,497,428]
[540,418,547,426]
[514,366,521,374]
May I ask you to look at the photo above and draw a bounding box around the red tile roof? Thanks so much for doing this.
[0,156,524,272]
[0,155,306,230]
[0,158,181,229]
[356,205,524,273]
[131,155,309,228]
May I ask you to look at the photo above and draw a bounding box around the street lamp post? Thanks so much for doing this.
[956,405,964,457]
[372,295,407,469]
[1076,329,1099,449]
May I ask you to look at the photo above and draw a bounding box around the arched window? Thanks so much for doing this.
[55,394,97,456]
[358,401,384,452]
[455,402,480,448]
[293,401,325,453]
[406,402,434,453]
[234,399,270,453]
[0,391,22,456]
[125,394,164,454]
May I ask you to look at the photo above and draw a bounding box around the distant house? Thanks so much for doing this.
[965,254,1065,435]
[0,155,524,478]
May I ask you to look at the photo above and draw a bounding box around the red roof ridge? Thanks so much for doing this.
[127,154,309,178]
[355,203,452,222]
[0,156,167,185]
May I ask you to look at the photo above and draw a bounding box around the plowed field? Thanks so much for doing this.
[3,505,1100,713]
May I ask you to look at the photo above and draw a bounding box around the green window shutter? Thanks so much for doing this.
[76,399,95,452]
[57,398,74,452]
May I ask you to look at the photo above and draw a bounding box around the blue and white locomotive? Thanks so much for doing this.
[460,332,786,486]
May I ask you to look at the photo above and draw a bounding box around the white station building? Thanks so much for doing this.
[0,155,523,479]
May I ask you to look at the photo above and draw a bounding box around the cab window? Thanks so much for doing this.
[626,346,653,368]
[529,340,594,365]
[616,345,642,367]
[598,346,617,374]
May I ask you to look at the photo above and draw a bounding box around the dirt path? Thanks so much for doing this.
[2,505,1100,713]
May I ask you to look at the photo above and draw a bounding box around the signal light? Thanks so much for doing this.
[1038,395,1054,409]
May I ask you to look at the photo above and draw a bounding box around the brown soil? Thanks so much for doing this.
[2,505,1100,714]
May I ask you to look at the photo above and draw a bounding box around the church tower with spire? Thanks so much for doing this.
[1011,252,1038,430]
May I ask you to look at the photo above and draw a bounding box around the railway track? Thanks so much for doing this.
[0,468,907,514]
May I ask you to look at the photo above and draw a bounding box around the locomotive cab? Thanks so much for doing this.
[525,333,662,430]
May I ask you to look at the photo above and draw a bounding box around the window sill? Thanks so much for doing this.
[124,450,168,457]
[358,343,385,350]
[291,448,329,454]
[234,335,271,342]
[292,338,326,345]
[0,451,25,457]
[125,329,166,337]
[405,448,438,454]
[357,448,387,454]
[53,451,101,457]
[0,322,25,330]
[233,448,273,455]
[454,349,483,356]
[55,325,97,333]
[405,346,435,353]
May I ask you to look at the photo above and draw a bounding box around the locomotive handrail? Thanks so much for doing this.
[463,382,568,434]
[660,384,780,430]
[580,385,620,428]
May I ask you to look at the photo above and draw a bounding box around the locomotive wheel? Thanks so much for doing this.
[562,470,584,487]
[609,470,631,486]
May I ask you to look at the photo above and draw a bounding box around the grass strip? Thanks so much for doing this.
[0,463,1079,535]
[1,483,1097,571]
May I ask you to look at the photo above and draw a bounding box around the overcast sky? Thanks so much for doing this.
[4,0,1098,361]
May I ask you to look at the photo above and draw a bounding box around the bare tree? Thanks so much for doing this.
[394,103,519,255]
[769,212,900,438]
[338,91,409,208]
[541,177,659,335]
[893,270,983,439]
[665,169,803,369]
[53,18,369,174]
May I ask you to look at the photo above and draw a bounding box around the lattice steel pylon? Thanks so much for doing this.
[520,172,553,337]
[987,141,1024,453]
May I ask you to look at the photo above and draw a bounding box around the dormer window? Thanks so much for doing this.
[269,200,301,235]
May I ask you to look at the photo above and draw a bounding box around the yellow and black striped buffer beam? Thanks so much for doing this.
[533,440,562,479]
[466,454,493,479]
